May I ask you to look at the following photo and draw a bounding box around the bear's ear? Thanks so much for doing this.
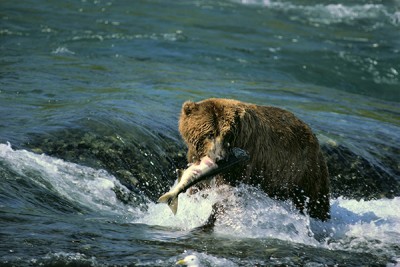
[182,101,198,116]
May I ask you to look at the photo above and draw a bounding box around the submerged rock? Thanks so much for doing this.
[322,142,400,200]
[25,127,399,207]
[26,128,187,205]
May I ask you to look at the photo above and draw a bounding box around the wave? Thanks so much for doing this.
[31,252,98,266]
[68,30,187,43]
[237,0,400,26]
[1,143,399,264]
[0,142,143,215]
[140,185,400,262]
[51,47,75,55]
[7,250,239,267]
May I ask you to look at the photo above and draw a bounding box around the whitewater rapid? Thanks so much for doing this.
[1,143,399,265]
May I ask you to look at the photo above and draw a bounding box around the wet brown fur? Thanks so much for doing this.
[179,98,330,221]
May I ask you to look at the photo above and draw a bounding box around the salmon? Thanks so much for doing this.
[158,156,217,214]
[158,147,249,215]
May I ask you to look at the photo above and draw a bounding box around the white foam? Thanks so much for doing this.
[2,143,399,261]
[237,0,396,26]
[139,184,317,244]
[138,250,239,266]
[391,11,400,25]
[322,197,400,258]
[213,185,319,245]
[139,183,400,260]
[136,186,218,230]
[27,252,98,266]
[177,251,239,267]
[0,143,135,214]
[52,46,75,55]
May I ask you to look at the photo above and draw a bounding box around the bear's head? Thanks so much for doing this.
[178,99,244,163]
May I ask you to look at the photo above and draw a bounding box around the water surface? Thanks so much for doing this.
[1,0,399,266]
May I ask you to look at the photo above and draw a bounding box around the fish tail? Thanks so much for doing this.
[157,192,179,215]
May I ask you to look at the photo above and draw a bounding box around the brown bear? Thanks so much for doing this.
[178,98,330,221]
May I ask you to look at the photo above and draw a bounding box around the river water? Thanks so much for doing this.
[1,0,399,266]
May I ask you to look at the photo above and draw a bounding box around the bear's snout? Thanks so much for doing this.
[207,136,227,162]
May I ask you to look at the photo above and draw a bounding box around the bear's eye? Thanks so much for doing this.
[207,133,214,139]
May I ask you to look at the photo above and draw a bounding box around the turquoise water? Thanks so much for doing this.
[1,0,399,266]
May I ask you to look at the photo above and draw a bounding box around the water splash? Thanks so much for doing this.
[0,143,141,214]
[51,47,75,55]
[237,0,398,26]
[1,143,399,263]
[176,251,239,267]
[323,197,400,258]
[136,185,217,230]
[140,182,400,261]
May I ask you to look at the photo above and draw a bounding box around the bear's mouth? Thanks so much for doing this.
[176,148,249,196]
[201,147,250,179]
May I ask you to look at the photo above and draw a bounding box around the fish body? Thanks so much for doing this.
[157,156,217,214]
[158,147,250,215]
